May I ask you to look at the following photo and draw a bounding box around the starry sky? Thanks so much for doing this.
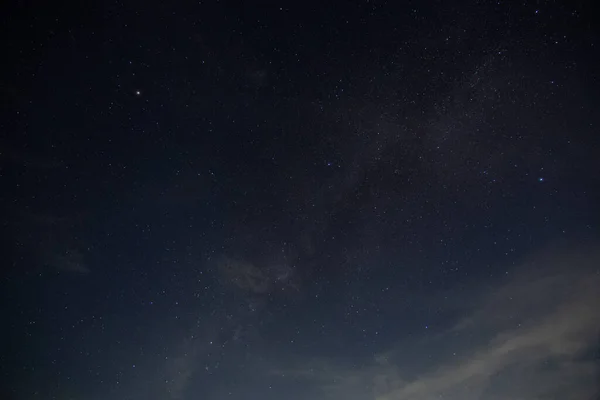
[2,1,600,399]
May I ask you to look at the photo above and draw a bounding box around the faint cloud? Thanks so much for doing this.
[273,245,600,400]
[48,248,91,274]
[1,144,64,169]
[10,210,92,275]
[216,255,300,295]
[218,256,271,294]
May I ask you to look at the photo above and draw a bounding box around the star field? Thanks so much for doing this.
[2,1,600,400]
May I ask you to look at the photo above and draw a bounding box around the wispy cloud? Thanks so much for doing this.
[50,248,91,274]
[272,245,600,400]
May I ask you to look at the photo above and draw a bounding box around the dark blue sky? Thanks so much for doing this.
[2,1,599,399]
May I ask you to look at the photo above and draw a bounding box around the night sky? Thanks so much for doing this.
[2,1,600,399]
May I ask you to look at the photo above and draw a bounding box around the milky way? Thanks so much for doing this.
[2,1,599,399]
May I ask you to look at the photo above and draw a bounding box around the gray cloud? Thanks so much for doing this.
[218,256,272,294]
[49,248,91,274]
[272,244,600,400]
[216,255,300,295]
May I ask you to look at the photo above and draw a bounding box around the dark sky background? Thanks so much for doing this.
[2,1,600,399]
